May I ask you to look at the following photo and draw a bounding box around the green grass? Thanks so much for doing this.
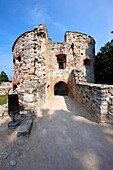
[0,95,8,105]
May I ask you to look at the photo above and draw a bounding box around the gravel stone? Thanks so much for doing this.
[9,160,17,166]
[0,152,9,160]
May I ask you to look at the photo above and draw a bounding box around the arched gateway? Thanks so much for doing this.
[54,81,68,96]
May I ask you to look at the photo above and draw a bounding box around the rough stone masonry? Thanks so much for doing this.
[12,24,113,122]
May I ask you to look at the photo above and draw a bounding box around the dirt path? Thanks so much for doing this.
[1,96,113,170]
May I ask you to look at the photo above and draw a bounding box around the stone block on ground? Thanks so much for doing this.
[17,118,33,137]
[9,160,17,166]
[20,110,35,119]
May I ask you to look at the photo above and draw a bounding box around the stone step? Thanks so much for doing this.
[17,118,33,137]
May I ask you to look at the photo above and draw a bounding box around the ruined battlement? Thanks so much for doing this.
[12,24,96,115]
[12,24,95,88]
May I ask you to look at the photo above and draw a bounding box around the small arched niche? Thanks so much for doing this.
[83,58,90,66]
[17,54,21,62]
[54,81,68,96]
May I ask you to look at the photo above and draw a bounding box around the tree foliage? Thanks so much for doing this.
[0,71,9,82]
[95,39,113,84]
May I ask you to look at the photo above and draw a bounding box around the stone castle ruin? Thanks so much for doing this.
[12,24,113,122]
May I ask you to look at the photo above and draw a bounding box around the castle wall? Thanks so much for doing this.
[12,30,35,85]
[12,25,48,111]
[65,32,95,83]
[46,32,95,98]
[12,24,95,111]
[71,79,113,122]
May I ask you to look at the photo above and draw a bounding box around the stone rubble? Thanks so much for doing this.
[0,152,9,160]
[9,159,17,166]
[0,103,35,136]
[0,82,12,95]
[11,151,21,158]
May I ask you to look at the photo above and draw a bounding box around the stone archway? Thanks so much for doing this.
[54,81,68,96]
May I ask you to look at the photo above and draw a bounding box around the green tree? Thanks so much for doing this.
[95,39,113,84]
[0,71,9,82]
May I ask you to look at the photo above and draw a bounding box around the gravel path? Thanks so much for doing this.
[1,96,113,170]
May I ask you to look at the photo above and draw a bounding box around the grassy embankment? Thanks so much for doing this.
[0,95,8,105]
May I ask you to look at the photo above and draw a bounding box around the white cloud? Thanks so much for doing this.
[24,5,68,34]
[48,17,68,34]
[27,5,47,25]
[53,21,67,33]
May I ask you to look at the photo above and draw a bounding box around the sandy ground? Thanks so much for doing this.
[0,96,113,170]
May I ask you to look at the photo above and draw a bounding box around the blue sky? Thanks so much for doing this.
[0,0,113,80]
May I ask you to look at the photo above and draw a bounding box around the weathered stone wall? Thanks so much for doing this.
[12,24,95,111]
[17,80,46,112]
[71,80,113,122]
[12,30,35,85]
[46,31,95,98]
[0,82,12,95]
[108,88,113,118]
[12,24,48,86]
[12,24,48,111]
[65,32,95,83]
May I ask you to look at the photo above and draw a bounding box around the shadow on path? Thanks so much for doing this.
[1,96,113,170]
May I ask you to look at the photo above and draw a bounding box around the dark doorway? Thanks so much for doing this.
[54,81,68,96]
